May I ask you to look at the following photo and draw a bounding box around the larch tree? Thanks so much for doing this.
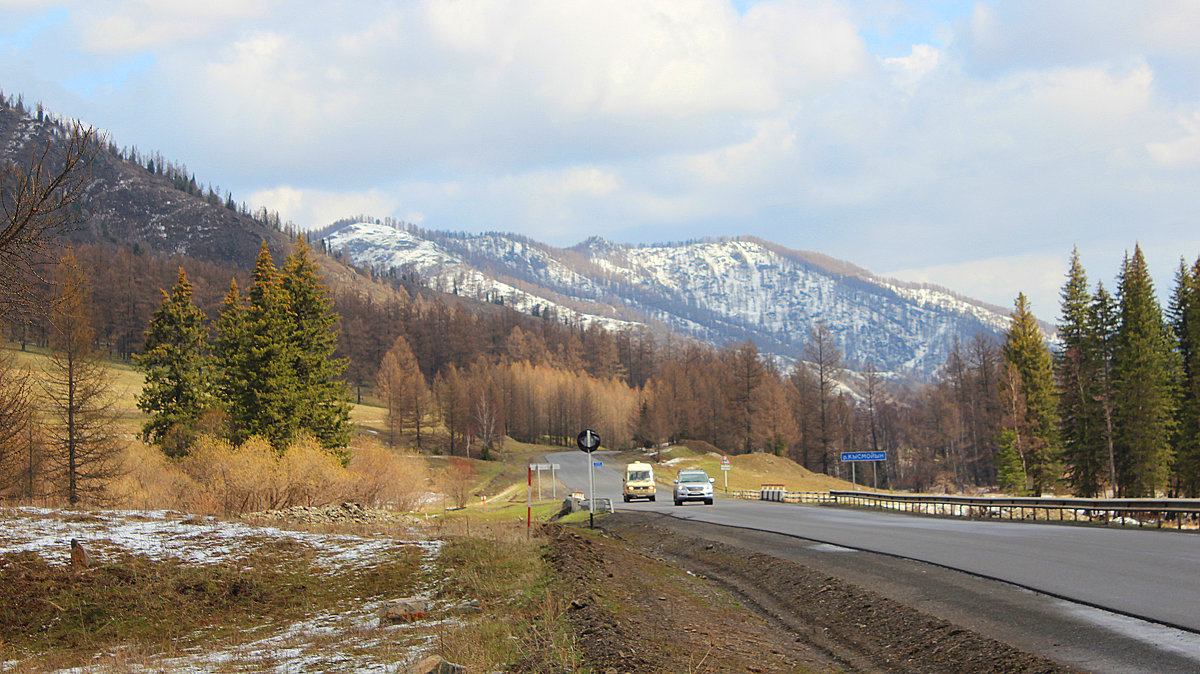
[378,334,427,448]
[135,267,214,456]
[41,254,124,504]
[0,349,36,495]
[804,320,843,473]
[999,293,1059,496]
[1112,246,1176,497]
[727,340,766,454]
[435,363,471,455]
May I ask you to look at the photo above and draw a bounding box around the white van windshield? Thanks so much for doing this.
[628,470,651,481]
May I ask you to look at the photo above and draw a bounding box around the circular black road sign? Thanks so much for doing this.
[577,429,601,453]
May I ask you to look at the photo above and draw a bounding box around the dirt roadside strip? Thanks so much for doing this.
[549,513,1077,673]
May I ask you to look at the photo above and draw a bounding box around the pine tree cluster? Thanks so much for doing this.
[136,239,351,458]
[1038,244,1196,497]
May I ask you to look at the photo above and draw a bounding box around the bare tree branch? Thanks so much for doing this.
[0,121,101,317]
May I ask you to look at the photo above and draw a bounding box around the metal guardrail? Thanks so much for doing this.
[827,490,1200,530]
[733,488,1200,530]
[732,489,834,504]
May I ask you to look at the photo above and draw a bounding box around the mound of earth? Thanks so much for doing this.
[550,514,1076,673]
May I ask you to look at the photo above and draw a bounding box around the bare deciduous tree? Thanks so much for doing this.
[0,350,36,495]
[0,121,99,317]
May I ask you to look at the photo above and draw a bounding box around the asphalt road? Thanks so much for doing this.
[549,450,1200,673]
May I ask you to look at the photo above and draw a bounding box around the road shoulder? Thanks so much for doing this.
[578,512,1078,673]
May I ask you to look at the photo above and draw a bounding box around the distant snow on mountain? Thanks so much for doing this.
[323,221,1013,378]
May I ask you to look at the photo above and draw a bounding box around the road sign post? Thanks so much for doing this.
[721,455,730,492]
[840,452,886,491]
[577,429,601,528]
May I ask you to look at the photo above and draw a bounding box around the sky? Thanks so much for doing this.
[2,0,1199,317]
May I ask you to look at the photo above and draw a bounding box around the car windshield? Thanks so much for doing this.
[628,470,650,481]
[679,473,708,482]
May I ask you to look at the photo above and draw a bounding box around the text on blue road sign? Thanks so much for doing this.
[841,451,886,462]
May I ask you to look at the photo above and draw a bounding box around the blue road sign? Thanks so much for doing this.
[593,461,603,467]
[841,451,886,462]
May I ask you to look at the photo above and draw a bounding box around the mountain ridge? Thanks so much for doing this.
[318,220,1016,378]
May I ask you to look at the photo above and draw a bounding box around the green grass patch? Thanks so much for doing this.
[431,535,581,671]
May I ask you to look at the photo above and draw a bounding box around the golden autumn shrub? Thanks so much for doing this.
[346,441,429,510]
[279,433,346,506]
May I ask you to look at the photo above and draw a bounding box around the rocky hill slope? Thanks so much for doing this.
[0,100,287,267]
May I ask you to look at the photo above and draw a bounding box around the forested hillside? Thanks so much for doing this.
[0,92,289,266]
[2,93,1198,504]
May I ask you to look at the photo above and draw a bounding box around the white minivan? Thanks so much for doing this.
[623,462,656,502]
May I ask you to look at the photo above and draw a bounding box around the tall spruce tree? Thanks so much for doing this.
[1056,249,1106,495]
[1087,282,1119,493]
[1000,293,1059,495]
[135,268,214,456]
[1112,246,1176,496]
[279,238,351,452]
[1170,256,1200,495]
[213,277,248,428]
[216,244,301,449]
[213,241,350,454]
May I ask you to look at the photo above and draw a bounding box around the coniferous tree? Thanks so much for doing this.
[42,254,124,504]
[727,340,765,454]
[279,238,351,451]
[805,321,842,473]
[0,350,35,495]
[378,334,428,448]
[135,268,214,455]
[213,277,248,423]
[1170,256,1200,495]
[1087,282,1119,492]
[215,244,301,450]
[1056,250,1106,495]
[1112,246,1176,496]
[1000,293,1059,495]
[435,363,470,455]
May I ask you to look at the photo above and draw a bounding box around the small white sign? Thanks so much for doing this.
[721,464,731,471]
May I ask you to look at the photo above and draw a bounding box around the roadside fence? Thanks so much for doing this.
[735,488,1200,530]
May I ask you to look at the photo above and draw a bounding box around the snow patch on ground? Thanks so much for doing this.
[2,507,451,673]
[0,507,438,572]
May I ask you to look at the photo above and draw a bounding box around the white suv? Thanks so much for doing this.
[673,469,715,506]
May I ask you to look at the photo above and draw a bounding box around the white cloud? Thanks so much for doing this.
[3,0,1200,314]
[247,186,402,230]
[76,0,277,54]
[882,44,942,93]
[888,253,1069,320]
[1147,110,1200,168]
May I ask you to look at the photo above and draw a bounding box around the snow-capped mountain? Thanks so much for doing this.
[320,221,1014,378]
